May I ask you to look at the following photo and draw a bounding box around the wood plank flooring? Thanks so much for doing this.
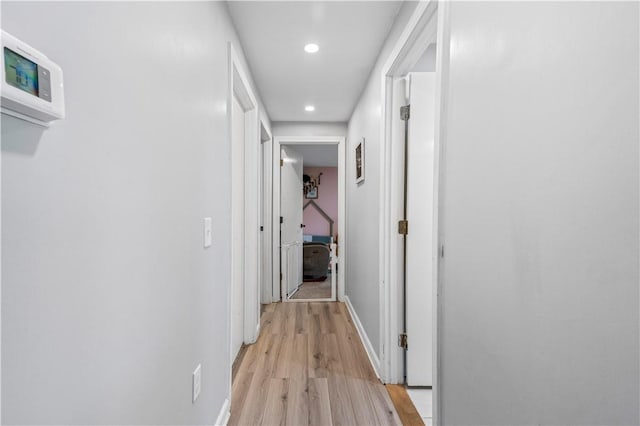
[386,385,425,426]
[229,302,402,426]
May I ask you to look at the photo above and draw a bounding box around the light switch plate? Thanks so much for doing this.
[203,217,212,248]
[192,363,201,403]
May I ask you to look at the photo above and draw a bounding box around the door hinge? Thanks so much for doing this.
[400,105,410,121]
[280,216,284,224]
[260,226,264,231]
[441,244,445,258]
[280,159,284,167]
[398,333,408,350]
[398,220,408,235]
[280,272,283,281]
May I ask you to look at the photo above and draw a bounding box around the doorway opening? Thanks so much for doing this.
[259,120,273,308]
[379,2,449,425]
[227,42,263,421]
[272,136,346,303]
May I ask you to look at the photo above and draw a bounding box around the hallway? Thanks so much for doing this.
[1,1,638,424]
[229,302,401,425]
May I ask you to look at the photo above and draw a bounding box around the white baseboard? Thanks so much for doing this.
[215,397,230,426]
[343,295,382,380]
[287,283,301,299]
[253,321,261,344]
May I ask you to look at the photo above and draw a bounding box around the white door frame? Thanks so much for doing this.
[272,136,346,303]
[259,119,273,306]
[0,115,3,424]
[227,42,262,407]
[378,1,450,424]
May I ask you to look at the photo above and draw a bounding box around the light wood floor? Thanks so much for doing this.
[229,302,402,426]
[386,385,425,426]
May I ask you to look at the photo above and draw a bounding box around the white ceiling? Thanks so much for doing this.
[290,144,338,167]
[227,1,403,122]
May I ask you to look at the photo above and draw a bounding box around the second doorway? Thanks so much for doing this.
[273,137,346,303]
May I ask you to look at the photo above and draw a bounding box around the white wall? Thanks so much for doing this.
[345,1,418,358]
[439,2,639,424]
[1,2,266,424]
[272,121,347,138]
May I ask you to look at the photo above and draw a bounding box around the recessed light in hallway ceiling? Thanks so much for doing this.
[305,105,315,112]
[304,43,319,53]
[227,1,404,121]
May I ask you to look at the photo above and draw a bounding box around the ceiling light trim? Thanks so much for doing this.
[304,43,320,53]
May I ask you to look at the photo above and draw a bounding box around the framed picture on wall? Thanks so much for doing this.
[355,138,365,184]
[305,186,318,199]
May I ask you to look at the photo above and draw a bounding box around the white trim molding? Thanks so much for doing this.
[259,119,273,306]
[227,41,265,419]
[344,296,382,380]
[229,41,260,347]
[431,5,452,424]
[215,397,231,426]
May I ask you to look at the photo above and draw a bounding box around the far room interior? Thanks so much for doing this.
[280,143,339,301]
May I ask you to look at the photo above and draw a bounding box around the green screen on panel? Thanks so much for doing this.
[4,47,38,97]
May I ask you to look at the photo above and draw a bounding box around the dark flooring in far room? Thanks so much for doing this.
[291,275,332,299]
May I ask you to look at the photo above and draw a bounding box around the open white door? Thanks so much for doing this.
[406,72,436,386]
[260,133,273,304]
[280,146,304,300]
[231,95,246,359]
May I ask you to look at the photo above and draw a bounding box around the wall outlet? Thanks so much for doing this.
[203,217,212,248]
[192,364,201,403]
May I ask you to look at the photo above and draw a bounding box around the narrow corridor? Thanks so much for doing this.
[229,302,402,425]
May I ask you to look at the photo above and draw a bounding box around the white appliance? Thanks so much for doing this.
[1,30,65,126]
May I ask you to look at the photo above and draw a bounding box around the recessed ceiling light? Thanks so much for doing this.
[305,105,315,112]
[304,43,319,53]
